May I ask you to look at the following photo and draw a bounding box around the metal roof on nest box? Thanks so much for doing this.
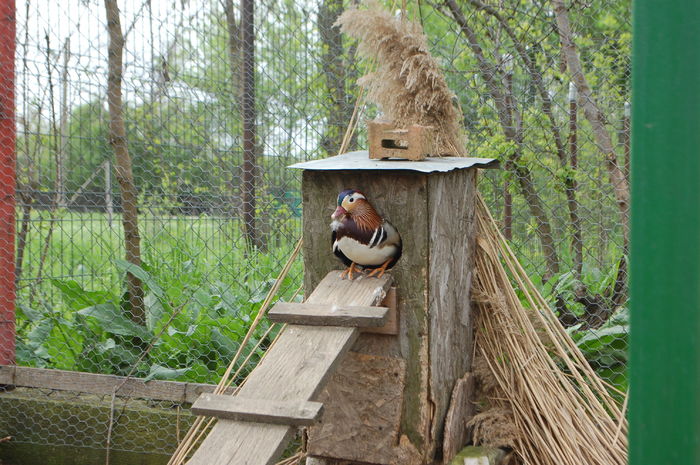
[289,150,499,173]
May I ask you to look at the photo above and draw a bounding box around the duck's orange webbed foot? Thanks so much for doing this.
[340,262,358,280]
[367,259,392,278]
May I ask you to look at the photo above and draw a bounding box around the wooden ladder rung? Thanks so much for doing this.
[268,302,389,327]
[191,393,324,426]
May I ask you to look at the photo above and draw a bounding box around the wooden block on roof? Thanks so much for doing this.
[368,120,436,160]
[268,302,389,327]
[191,394,323,426]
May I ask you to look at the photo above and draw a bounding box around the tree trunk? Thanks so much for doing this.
[503,177,512,240]
[318,0,357,155]
[467,0,582,277]
[622,101,631,185]
[443,0,560,278]
[104,0,145,325]
[569,82,583,277]
[552,0,629,244]
[58,37,70,208]
[240,0,260,249]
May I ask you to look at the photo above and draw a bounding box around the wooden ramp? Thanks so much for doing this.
[186,271,393,465]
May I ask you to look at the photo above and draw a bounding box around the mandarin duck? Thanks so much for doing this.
[330,189,402,280]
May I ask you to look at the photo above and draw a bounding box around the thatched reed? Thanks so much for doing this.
[472,195,628,465]
[336,1,467,156]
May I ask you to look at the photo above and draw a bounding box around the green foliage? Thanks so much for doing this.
[15,212,300,384]
[14,0,631,392]
[568,308,629,397]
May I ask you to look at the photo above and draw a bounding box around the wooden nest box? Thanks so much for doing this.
[184,151,498,465]
[292,151,498,465]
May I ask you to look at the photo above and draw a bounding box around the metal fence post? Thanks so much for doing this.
[0,0,16,366]
[630,1,700,463]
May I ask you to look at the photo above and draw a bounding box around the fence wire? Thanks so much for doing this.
[0,0,630,462]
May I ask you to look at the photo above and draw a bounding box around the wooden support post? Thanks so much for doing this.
[297,151,491,464]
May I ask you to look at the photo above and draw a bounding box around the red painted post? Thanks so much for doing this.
[0,0,16,365]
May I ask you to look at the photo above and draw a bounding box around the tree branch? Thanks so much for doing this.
[104,0,145,325]
[552,0,629,244]
[442,0,560,278]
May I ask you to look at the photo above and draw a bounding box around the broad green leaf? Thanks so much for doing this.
[577,325,628,348]
[50,279,113,310]
[17,304,43,322]
[77,303,151,340]
[144,363,190,382]
[96,338,117,353]
[27,319,54,346]
[210,327,238,360]
[114,259,167,302]
[145,292,166,332]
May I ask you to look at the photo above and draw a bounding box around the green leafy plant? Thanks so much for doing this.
[15,256,289,384]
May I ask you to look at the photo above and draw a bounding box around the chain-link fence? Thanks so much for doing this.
[0,0,630,462]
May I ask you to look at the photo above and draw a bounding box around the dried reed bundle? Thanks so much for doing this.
[473,195,628,465]
[336,1,467,156]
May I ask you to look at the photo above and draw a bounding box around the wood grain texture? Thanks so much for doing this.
[303,168,477,464]
[307,352,406,464]
[268,302,389,327]
[368,120,433,160]
[303,171,430,449]
[186,271,392,465]
[0,365,232,403]
[191,394,323,426]
[427,169,476,457]
[442,372,476,463]
[361,286,399,335]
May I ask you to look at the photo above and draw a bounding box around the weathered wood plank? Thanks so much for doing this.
[427,169,476,455]
[191,394,323,426]
[186,271,392,465]
[443,372,476,463]
[0,365,231,403]
[303,168,477,464]
[268,302,389,327]
[303,170,431,451]
[307,352,406,464]
[361,286,399,335]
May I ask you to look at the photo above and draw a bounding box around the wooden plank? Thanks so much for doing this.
[186,271,392,465]
[191,394,323,426]
[427,170,476,452]
[307,352,406,464]
[0,365,232,403]
[442,372,476,463]
[268,302,389,327]
[362,286,399,335]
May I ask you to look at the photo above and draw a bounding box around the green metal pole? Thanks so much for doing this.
[630,1,700,464]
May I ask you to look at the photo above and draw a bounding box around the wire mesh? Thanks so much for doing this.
[0,0,630,462]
